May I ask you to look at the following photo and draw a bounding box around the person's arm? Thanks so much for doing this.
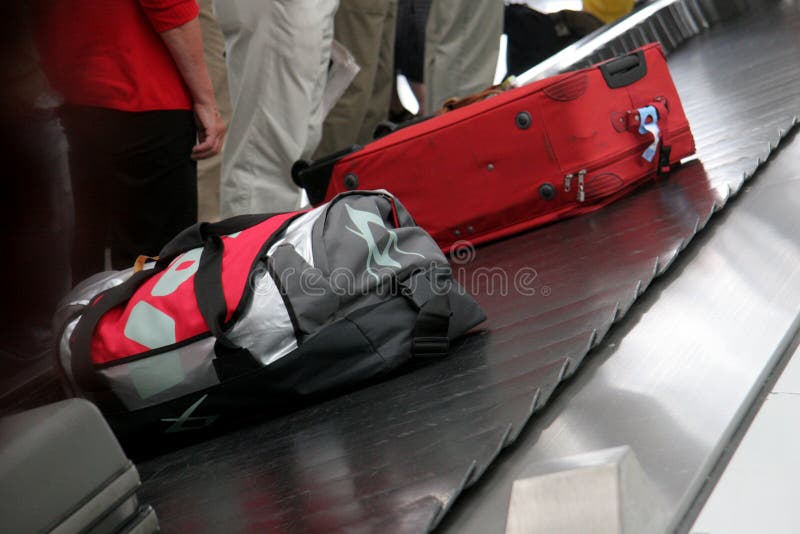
[140,1,225,160]
[160,18,226,160]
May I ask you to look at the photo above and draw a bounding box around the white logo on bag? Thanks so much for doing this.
[124,249,201,349]
[151,248,202,296]
[122,249,204,401]
[161,394,219,433]
[344,204,424,282]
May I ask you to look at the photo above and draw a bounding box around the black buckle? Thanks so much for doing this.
[658,145,673,174]
[413,336,450,358]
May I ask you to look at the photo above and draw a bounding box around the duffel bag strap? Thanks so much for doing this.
[70,269,158,392]
[195,234,263,379]
[401,270,452,358]
[157,213,276,268]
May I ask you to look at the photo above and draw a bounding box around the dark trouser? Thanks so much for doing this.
[1,109,73,362]
[60,106,197,285]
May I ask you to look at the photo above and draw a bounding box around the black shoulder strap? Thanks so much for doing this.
[412,293,452,357]
[194,234,261,379]
[400,270,452,358]
[157,214,276,267]
[70,270,158,392]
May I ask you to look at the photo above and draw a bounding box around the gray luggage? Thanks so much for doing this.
[0,399,157,533]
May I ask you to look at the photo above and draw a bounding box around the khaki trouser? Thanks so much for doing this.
[424,0,503,112]
[197,0,231,222]
[315,0,398,158]
[214,0,339,217]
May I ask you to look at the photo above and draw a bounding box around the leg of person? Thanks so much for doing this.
[424,0,504,112]
[2,109,73,359]
[59,106,112,285]
[392,0,414,118]
[403,0,432,115]
[357,0,397,144]
[214,0,339,217]
[314,0,396,158]
[410,81,426,114]
[197,0,232,222]
[107,110,198,270]
[302,0,338,170]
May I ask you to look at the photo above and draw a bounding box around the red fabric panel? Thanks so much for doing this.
[325,43,695,252]
[91,212,298,365]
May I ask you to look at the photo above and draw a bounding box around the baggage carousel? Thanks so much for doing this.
[115,1,800,531]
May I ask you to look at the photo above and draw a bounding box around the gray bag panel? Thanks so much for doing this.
[312,192,447,280]
[228,260,298,366]
[344,297,419,368]
[311,192,485,339]
[448,282,488,337]
[269,244,339,336]
[228,206,328,367]
[98,336,220,412]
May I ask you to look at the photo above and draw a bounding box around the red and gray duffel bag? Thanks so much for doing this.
[54,192,485,445]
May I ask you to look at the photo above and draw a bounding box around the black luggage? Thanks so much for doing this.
[505,5,604,76]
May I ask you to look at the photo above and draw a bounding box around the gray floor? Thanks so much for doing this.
[691,341,800,534]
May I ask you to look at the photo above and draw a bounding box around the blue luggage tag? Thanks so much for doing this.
[637,106,660,162]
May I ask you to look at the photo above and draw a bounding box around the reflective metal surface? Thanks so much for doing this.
[516,0,774,84]
[440,4,800,532]
[137,3,800,532]
[505,446,667,534]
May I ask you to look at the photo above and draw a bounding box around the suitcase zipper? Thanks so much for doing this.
[560,123,691,203]
[563,169,587,202]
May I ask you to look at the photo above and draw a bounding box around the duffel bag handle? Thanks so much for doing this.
[291,145,362,205]
[195,234,245,350]
[157,214,277,268]
[195,234,264,380]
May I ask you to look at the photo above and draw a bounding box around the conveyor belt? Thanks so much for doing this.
[137,2,800,532]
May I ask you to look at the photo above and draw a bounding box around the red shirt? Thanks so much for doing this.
[36,0,199,112]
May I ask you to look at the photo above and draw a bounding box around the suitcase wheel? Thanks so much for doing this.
[344,173,359,190]
[516,111,532,130]
[539,183,557,201]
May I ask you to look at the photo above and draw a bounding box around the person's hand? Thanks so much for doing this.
[191,102,226,160]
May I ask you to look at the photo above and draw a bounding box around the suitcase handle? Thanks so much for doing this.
[291,145,361,205]
[601,51,647,89]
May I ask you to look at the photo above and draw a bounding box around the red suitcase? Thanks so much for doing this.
[294,43,695,252]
